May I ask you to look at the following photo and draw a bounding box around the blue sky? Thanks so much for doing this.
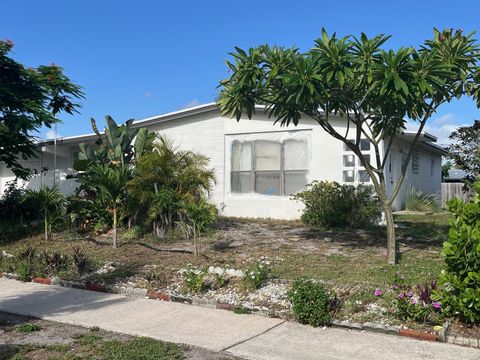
[3,1,480,144]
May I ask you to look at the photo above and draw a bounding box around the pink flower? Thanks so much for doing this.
[432,301,442,309]
[410,298,418,305]
[406,291,413,298]
[374,289,382,297]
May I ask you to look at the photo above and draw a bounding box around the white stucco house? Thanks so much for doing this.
[0,103,445,219]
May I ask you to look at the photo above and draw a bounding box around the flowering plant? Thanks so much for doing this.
[394,281,441,322]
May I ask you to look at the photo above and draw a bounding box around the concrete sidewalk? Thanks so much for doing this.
[0,278,478,360]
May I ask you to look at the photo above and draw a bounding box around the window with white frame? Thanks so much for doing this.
[230,135,309,196]
[342,139,371,183]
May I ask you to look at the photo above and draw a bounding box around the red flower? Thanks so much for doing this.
[47,75,52,81]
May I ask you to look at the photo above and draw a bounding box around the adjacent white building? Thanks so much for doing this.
[0,103,444,219]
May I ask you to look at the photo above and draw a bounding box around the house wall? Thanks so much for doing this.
[384,138,442,210]
[0,147,78,196]
[0,108,442,220]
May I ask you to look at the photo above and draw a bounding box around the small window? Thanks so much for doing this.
[343,170,355,183]
[360,139,370,151]
[343,140,355,151]
[430,158,435,177]
[412,150,419,174]
[343,155,355,167]
[358,154,370,167]
[358,170,370,183]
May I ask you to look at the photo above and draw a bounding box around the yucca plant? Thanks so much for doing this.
[22,186,66,241]
[403,187,440,212]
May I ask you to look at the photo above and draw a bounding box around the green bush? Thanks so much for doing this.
[16,323,41,333]
[432,182,480,323]
[294,181,380,228]
[183,265,207,293]
[243,261,271,290]
[288,278,334,326]
[404,187,440,212]
[122,226,144,242]
[71,247,93,275]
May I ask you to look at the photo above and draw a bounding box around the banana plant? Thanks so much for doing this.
[73,116,155,171]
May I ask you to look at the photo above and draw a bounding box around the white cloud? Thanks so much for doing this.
[180,98,201,109]
[44,129,61,140]
[144,91,153,98]
[406,113,467,146]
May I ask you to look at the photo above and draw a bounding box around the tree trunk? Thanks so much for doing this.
[113,206,117,249]
[383,203,396,265]
[44,211,48,241]
[193,224,198,256]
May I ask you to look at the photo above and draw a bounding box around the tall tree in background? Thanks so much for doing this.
[446,120,480,187]
[0,39,83,179]
[218,28,480,264]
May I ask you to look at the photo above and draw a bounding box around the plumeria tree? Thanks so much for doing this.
[218,28,480,264]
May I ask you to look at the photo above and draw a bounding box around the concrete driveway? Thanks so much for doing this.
[0,278,478,359]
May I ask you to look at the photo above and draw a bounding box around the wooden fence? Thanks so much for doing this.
[441,182,474,207]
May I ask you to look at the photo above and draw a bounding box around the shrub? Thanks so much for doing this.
[40,250,69,277]
[432,182,480,323]
[395,282,441,323]
[288,278,334,326]
[71,247,92,275]
[403,187,440,212]
[183,265,207,293]
[122,226,144,242]
[15,246,38,281]
[243,261,271,290]
[16,323,41,333]
[294,181,380,228]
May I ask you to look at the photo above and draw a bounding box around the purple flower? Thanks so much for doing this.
[398,292,405,299]
[432,301,442,309]
[406,291,413,298]
[374,289,382,297]
[410,298,418,305]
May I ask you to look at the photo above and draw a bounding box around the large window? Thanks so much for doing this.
[230,136,308,196]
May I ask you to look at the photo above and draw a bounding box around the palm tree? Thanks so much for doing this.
[86,164,131,248]
[126,136,216,236]
[23,186,66,241]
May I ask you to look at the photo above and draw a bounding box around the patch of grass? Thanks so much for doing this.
[74,333,102,345]
[97,337,184,360]
[16,322,41,333]
[233,307,252,315]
